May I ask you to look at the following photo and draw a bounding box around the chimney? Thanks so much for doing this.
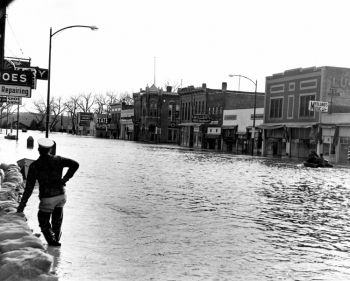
[222,82,227,91]
[166,86,172,92]
[202,83,206,89]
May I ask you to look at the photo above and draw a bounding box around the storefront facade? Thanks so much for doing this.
[261,66,350,163]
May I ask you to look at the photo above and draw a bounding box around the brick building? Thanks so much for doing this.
[133,85,180,143]
[260,66,350,163]
[179,82,265,152]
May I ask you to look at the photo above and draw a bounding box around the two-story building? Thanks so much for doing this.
[110,103,122,139]
[260,66,350,163]
[179,82,265,153]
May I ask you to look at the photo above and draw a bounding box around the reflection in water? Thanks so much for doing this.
[47,246,61,275]
[2,131,350,280]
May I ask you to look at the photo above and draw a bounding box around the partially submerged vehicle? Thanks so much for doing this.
[303,161,333,168]
[304,151,333,168]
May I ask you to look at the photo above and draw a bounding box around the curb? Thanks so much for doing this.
[0,163,57,281]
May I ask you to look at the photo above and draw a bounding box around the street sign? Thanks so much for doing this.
[0,85,31,97]
[309,100,328,112]
[7,96,22,105]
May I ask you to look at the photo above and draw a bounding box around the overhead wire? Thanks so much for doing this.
[6,14,25,57]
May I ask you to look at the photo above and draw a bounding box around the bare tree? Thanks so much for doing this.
[64,96,80,134]
[32,98,48,130]
[31,97,65,131]
[106,91,118,104]
[0,102,18,129]
[163,81,181,92]
[77,92,95,113]
[118,92,134,105]
[50,97,66,131]
[94,93,107,114]
[105,91,118,113]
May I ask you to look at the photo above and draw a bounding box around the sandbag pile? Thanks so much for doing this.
[0,163,57,281]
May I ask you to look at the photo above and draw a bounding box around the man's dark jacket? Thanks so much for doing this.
[18,154,79,211]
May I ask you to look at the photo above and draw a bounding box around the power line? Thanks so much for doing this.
[6,15,24,56]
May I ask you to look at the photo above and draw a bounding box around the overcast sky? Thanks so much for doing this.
[5,0,350,108]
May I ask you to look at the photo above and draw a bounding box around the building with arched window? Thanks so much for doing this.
[133,85,180,143]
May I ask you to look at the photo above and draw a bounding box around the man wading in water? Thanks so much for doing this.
[17,138,79,246]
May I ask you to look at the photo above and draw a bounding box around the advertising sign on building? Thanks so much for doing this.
[78,112,93,126]
[0,69,33,97]
[192,114,211,123]
[4,58,31,68]
[0,85,31,97]
[309,100,328,112]
[0,70,33,86]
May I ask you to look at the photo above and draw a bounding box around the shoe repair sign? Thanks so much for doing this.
[0,69,33,98]
[309,100,328,112]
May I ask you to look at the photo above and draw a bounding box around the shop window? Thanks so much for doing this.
[287,96,294,119]
[270,97,283,118]
[299,94,315,117]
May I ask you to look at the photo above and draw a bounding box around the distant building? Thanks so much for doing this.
[120,106,134,140]
[178,82,265,153]
[77,112,94,135]
[110,103,121,139]
[133,85,180,143]
[95,113,111,138]
[222,107,264,154]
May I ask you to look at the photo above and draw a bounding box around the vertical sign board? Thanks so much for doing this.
[78,112,93,126]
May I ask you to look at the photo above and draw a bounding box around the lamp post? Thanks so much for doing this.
[228,74,257,156]
[46,25,98,138]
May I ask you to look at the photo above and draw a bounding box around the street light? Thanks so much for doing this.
[46,25,98,138]
[228,74,257,156]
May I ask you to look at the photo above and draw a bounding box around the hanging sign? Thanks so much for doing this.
[7,96,22,105]
[309,100,328,112]
[0,85,31,97]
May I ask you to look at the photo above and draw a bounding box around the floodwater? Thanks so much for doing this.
[1,130,350,281]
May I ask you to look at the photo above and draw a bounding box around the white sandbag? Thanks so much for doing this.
[0,247,53,280]
[0,235,44,253]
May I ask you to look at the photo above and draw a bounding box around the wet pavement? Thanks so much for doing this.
[1,130,350,280]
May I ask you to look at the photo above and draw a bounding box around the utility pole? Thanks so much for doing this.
[0,7,6,68]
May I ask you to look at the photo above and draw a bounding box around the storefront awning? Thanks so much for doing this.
[178,123,202,127]
[257,123,284,129]
[320,123,350,128]
[258,122,317,129]
[205,134,221,139]
[222,125,238,129]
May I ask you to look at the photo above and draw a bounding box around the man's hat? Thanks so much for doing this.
[37,138,55,148]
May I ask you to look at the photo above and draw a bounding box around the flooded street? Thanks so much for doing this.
[1,131,350,280]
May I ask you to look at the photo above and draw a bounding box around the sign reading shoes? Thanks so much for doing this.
[0,70,33,97]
